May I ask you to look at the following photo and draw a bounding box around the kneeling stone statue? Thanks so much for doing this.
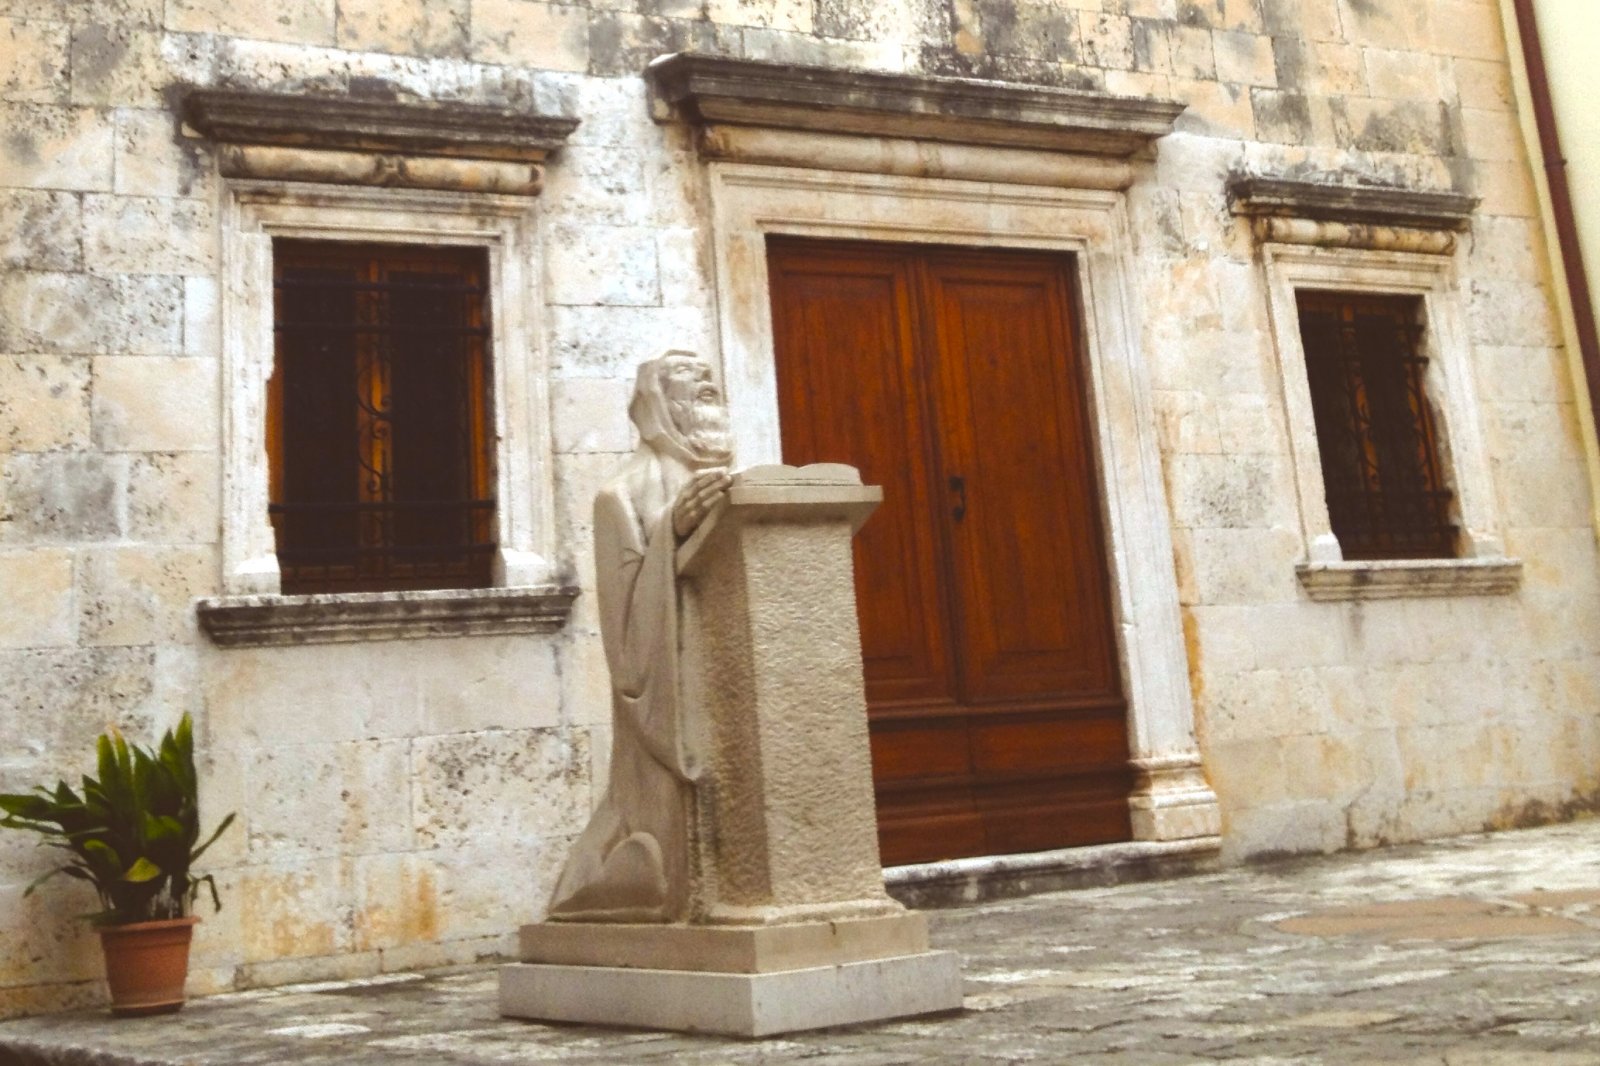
[500,352,961,1037]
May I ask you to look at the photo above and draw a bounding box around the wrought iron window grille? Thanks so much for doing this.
[1296,291,1458,561]
[270,240,497,594]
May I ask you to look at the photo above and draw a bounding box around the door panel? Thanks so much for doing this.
[923,257,1121,706]
[768,237,1132,866]
[768,245,958,712]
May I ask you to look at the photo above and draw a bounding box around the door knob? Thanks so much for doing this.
[949,475,967,521]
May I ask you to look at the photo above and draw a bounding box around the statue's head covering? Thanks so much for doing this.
[629,352,733,470]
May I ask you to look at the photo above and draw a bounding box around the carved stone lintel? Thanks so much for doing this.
[1249,216,1458,254]
[184,88,580,163]
[1230,175,1477,254]
[218,144,545,195]
[1128,753,1222,842]
[648,52,1185,158]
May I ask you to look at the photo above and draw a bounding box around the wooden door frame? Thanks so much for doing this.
[704,162,1221,848]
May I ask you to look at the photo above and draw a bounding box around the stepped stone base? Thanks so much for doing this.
[498,950,963,1037]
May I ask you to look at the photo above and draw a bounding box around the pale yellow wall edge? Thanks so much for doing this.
[1496,0,1600,540]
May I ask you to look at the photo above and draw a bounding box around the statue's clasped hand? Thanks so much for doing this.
[672,468,732,539]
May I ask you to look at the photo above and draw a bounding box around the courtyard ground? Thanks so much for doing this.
[3,818,1598,1065]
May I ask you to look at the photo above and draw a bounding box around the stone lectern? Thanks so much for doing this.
[499,355,961,1037]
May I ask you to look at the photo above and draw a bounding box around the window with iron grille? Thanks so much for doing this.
[1295,291,1457,561]
[269,240,496,594]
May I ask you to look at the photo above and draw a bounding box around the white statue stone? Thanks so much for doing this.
[502,351,962,1036]
[547,351,733,922]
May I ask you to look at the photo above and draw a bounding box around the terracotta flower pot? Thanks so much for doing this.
[97,916,199,1017]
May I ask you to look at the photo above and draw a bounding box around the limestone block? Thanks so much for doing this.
[551,376,636,453]
[0,0,162,24]
[1337,0,1429,51]
[336,0,469,56]
[544,223,662,306]
[0,548,74,648]
[0,190,81,271]
[411,728,590,849]
[82,195,216,276]
[1363,47,1448,102]
[1219,799,1344,860]
[1454,57,1514,112]
[78,545,211,647]
[418,636,563,733]
[0,272,183,356]
[1332,97,1451,156]
[1183,604,1258,675]
[1482,401,1587,467]
[1468,280,1558,348]
[1468,216,1548,284]
[0,18,68,103]
[1260,0,1341,43]
[499,951,963,1037]
[183,276,220,357]
[558,626,612,726]
[1188,527,1301,605]
[205,640,441,747]
[0,451,125,543]
[124,451,219,543]
[167,0,336,45]
[1213,30,1275,88]
[566,76,654,148]
[1272,38,1365,95]
[656,226,712,309]
[706,0,812,34]
[0,103,114,191]
[1168,25,1217,81]
[245,740,416,861]
[350,852,444,952]
[115,107,207,198]
[0,888,101,991]
[547,305,712,376]
[0,355,90,453]
[1427,0,1506,61]
[1473,160,1541,219]
[0,647,159,765]
[236,859,350,962]
[469,0,588,71]
[1153,390,1221,455]
[1078,13,1134,71]
[1250,89,1320,148]
[1163,454,1281,529]
[540,145,651,226]
[91,356,219,453]
[1458,106,1524,164]
[68,24,164,108]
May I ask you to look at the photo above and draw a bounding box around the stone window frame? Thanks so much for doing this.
[201,181,574,644]
[1260,243,1523,601]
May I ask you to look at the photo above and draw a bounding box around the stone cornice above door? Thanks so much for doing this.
[646,53,1185,188]
[182,88,581,195]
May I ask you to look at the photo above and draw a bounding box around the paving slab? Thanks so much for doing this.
[3,819,1598,1064]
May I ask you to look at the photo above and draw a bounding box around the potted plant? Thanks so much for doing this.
[0,714,234,1016]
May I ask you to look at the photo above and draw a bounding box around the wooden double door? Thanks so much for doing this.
[767,238,1133,866]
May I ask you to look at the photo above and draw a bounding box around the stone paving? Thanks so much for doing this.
[4,820,1599,1065]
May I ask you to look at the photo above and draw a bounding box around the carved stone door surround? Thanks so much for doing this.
[649,55,1222,847]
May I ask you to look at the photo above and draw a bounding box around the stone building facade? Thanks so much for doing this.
[3,0,1597,1018]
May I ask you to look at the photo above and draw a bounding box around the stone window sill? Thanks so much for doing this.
[1295,558,1523,602]
[196,585,579,647]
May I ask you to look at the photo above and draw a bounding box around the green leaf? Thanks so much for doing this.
[189,812,236,865]
[122,857,163,883]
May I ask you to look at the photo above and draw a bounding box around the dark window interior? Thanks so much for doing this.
[270,240,496,593]
[1296,290,1457,561]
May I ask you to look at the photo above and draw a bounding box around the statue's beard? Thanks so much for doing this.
[680,400,732,460]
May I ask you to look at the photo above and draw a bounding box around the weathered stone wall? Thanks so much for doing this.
[2,0,1596,1019]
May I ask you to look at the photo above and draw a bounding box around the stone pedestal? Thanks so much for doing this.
[500,465,963,1036]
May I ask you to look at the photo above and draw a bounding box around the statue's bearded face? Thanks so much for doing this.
[661,356,731,457]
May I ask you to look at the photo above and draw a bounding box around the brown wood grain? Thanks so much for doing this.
[768,237,1131,866]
